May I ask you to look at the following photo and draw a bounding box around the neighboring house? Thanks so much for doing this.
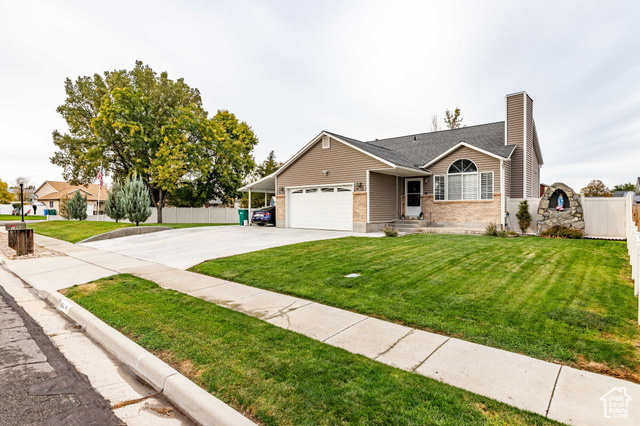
[34,181,108,215]
[242,91,543,232]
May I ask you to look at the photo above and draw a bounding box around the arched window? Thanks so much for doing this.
[447,159,478,200]
[448,159,477,174]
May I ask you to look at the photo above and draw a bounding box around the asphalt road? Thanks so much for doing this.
[0,284,121,426]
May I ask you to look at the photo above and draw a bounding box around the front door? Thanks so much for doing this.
[405,179,423,218]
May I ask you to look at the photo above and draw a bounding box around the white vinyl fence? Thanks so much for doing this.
[624,192,640,324]
[506,198,540,233]
[507,196,628,238]
[85,207,240,224]
[582,196,627,238]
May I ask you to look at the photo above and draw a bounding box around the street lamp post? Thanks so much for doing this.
[20,183,24,222]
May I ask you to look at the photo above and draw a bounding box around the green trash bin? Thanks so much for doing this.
[238,209,249,225]
[49,209,57,215]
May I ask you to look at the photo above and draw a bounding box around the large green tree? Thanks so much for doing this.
[51,61,257,222]
[165,110,258,207]
[612,182,635,192]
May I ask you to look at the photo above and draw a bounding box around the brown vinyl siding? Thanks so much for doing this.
[369,172,400,222]
[529,119,540,198]
[424,146,501,195]
[507,93,524,198]
[277,138,388,188]
[525,95,535,197]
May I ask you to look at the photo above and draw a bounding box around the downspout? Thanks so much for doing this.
[500,159,506,228]
[395,166,399,220]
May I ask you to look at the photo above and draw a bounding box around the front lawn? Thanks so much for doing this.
[0,214,47,221]
[192,234,640,381]
[64,275,558,425]
[29,220,233,243]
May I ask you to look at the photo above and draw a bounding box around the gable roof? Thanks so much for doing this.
[323,131,423,171]
[35,181,107,202]
[276,122,518,178]
[364,122,515,168]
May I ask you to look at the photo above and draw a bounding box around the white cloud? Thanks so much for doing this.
[0,0,638,192]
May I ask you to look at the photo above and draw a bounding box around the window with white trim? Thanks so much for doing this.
[434,175,445,201]
[480,172,494,200]
[322,136,330,149]
[447,159,477,201]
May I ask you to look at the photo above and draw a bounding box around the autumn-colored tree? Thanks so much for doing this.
[10,176,36,202]
[51,61,257,222]
[581,179,613,197]
[0,179,14,203]
[59,195,70,220]
[444,108,464,129]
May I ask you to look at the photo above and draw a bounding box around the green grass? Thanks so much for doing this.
[28,220,233,243]
[64,274,559,425]
[192,234,640,380]
[0,214,47,221]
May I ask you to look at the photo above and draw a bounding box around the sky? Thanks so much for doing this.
[1,0,639,192]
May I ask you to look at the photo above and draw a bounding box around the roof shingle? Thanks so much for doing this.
[326,122,514,171]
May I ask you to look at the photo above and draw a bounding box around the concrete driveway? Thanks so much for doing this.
[80,225,379,269]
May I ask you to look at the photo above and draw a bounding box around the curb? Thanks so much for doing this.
[77,226,173,244]
[43,289,255,426]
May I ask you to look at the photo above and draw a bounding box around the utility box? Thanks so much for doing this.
[7,228,34,256]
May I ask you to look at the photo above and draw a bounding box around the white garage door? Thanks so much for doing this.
[287,185,353,231]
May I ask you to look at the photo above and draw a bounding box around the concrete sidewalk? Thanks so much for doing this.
[0,266,191,425]
[4,231,640,426]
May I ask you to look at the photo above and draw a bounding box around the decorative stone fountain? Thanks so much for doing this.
[537,182,585,234]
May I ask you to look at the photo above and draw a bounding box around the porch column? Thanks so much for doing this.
[248,189,252,226]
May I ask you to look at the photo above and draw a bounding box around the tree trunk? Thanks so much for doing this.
[157,189,164,224]
[149,186,164,224]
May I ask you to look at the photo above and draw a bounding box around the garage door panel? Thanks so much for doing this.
[287,186,352,231]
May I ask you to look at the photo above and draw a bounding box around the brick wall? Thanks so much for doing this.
[276,195,285,228]
[353,192,367,223]
[422,194,501,224]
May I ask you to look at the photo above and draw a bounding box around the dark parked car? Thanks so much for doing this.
[251,206,276,226]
